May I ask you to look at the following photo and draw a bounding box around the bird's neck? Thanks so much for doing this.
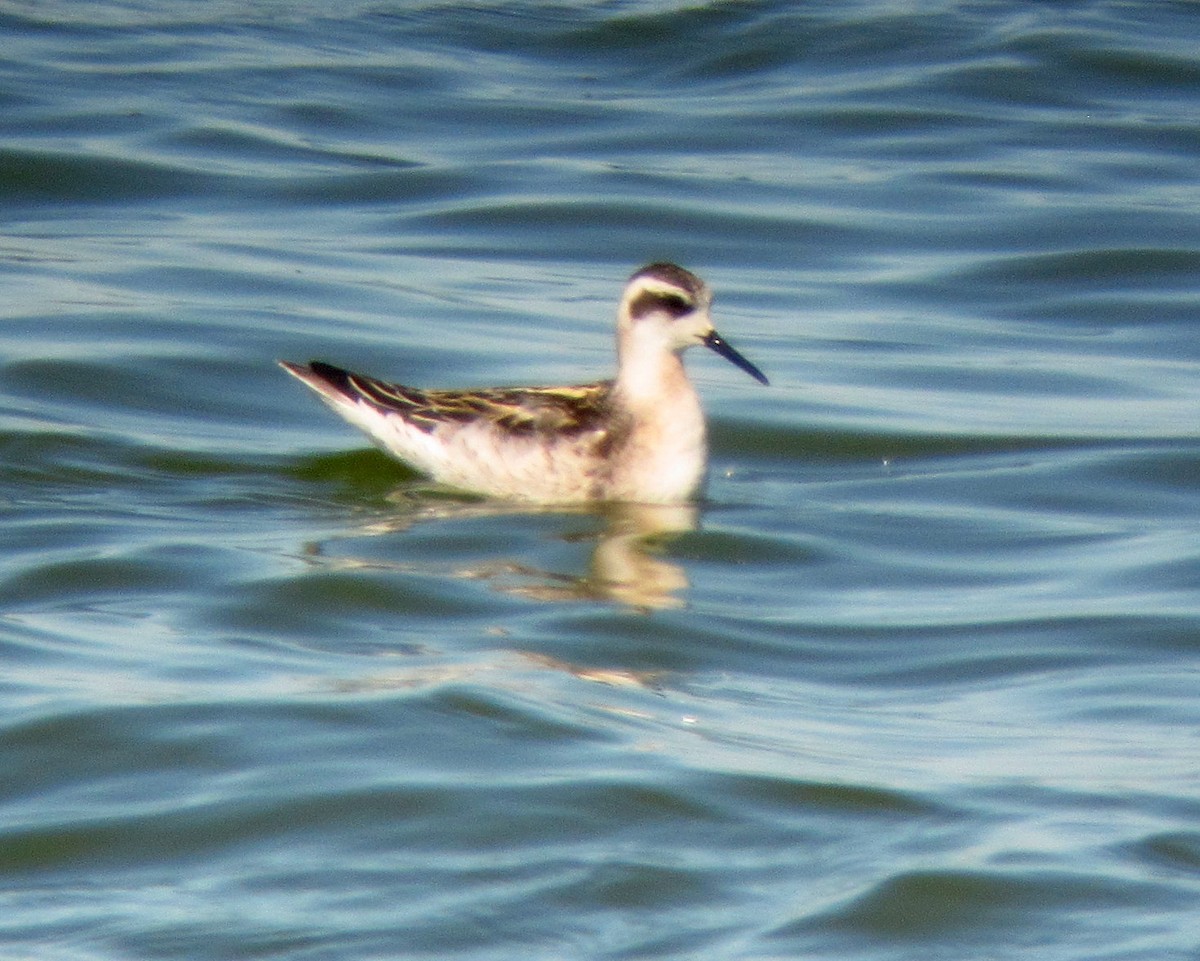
[616,345,694,411]
[609,348,707,502]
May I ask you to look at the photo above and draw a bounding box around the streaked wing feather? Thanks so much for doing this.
[339,369,614,436]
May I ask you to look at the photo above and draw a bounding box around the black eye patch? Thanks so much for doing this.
[629,290,694,320]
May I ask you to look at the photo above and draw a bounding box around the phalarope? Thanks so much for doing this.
[280,262,768,504]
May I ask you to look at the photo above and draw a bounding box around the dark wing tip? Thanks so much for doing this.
[280,359,357,393]
[306,360,355,393]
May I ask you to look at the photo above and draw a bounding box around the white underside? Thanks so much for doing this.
[313,390,707,504]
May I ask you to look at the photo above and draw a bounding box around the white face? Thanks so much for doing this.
[620,270,714,353]
[619,264,769,385]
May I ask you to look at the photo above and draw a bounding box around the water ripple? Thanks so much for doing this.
[2,1,1200,958]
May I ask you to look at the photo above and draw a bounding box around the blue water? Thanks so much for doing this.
[3,1,1200,958]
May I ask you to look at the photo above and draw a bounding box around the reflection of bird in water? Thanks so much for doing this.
[301,499,696,612]
[281,263,767,504]
[472,502,696,611]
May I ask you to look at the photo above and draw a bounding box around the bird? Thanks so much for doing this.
[280,262,768,504]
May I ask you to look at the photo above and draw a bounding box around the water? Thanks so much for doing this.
[2,1,1200,958]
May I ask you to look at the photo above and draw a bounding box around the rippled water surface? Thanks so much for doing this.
[3,1,1200,958]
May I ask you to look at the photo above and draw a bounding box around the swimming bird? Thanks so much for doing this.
[280,262,768,504]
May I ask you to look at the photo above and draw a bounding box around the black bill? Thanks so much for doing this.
[703,330,769,386]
